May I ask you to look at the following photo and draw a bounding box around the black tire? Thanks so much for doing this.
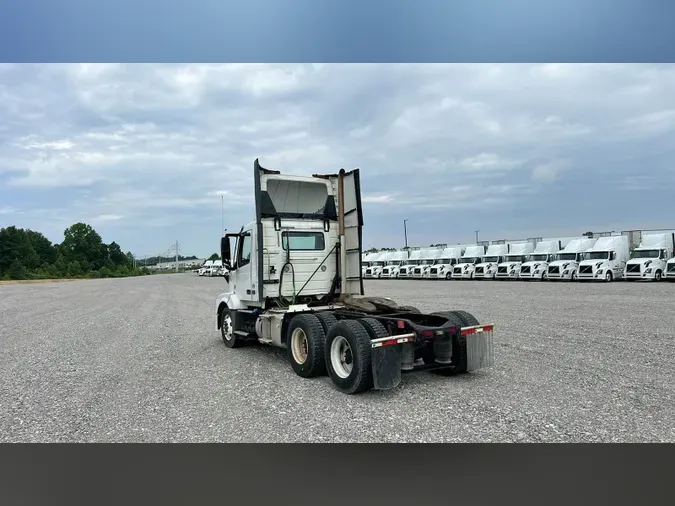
[358,318,389,340]
[220,307,245,348]
[398,305,421,313]
[655,270,662,282]
[430,310,478,327]
[605,270,613,282]
[445,272,452,280]
[286,313,327,378]
[325,320,374,394]
[314,311,338,334]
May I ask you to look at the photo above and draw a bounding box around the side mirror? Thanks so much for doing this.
[221,236,232,270]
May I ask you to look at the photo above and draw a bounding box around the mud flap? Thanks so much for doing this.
[371,346,402,390]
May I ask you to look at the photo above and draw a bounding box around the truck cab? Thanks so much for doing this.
[199,260,213,276]
[380,250,409,278]
[411,248,443,279]
[451,245,486,280]
[474,244,509,280]
[214,159,496,395]
[624,233,674,282]
[519,240,562,280]
[364,251,390,279]
[546,238,597,281]
[426,247,463,280]
[496,242,535,280]
[577,235,630,282]
[397,249,422,279]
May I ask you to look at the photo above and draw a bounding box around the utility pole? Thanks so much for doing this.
[221,195,224,236]
[403,219,409,250]
[175,240,179,273]
[475,230,480,243]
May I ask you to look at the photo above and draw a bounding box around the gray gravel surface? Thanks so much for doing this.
[1,274,674,442]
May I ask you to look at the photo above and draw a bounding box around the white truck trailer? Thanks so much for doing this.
[577,235,630,282]
[546,238,597,281]
[397,249,422,279]
[451,245,486,280]
[624,233,674,282]
[411,248,443,279]
[426,247,464,280]
[474,244,509,280]
[496,242,535,280]
[215,159,496,394]
[518,240,562,280]
[380,250,409,279]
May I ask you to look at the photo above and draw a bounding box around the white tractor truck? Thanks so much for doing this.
[209,259,223,276]
[426,247,464,280]
[474,244,509,280]
[411,248,443,279]
[667,255,675,282]
[380,250,409,279]
[518,240,562,281]
[495,242,535,280]
[624,233,674,282]
[577,235,630,282]
[364,251,389,279]
[451,245,487,280]
[546,238,597,281]
[199,260,214,276]
[215,160,496,394]
[397,249,422,279]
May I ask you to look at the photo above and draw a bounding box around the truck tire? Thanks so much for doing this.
[286,313,327,378]
[314,311,338,334]
[398,305,421,313]
[221,307,245,349]
[605,271,613,282]
[655,270,662,282]
[358,317,388,340]
[430,310,479,327]
[325,320,374,394]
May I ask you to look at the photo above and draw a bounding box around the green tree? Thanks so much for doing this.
[7,258,27,280]
[0,226,39,274]
[209,253,220,261]
[67,260,82,277]
[61,223,107,270]
[107,241,126,266]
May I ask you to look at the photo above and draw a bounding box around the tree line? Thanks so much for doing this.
[0,223,152,281]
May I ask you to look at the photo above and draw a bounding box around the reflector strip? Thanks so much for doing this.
[461,324,495,335]
[371,332,415,348]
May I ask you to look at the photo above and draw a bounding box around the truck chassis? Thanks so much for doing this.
[217,298,495,394]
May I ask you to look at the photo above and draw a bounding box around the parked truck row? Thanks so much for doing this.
[362,232,675,282]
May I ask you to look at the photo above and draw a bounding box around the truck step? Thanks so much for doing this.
[258,337,273,344]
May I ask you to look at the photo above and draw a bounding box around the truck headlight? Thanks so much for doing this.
[645,268,652,273]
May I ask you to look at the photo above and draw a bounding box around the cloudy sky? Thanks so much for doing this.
[1,63,674,258]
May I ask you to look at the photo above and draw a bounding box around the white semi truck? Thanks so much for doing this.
[624,233,674,282]
[363,251,389,278]
[451,245,487,280]
[426,247,464,280]
[215,159,496,394]
[209,259,223,276]
[199,260,214,276]
[380,250,410,279]
[397,249,422,279]
[577,235,630,282]
[474,244,509,280]
[411,248,443,279]
[518,240,562,280]
[667,256,675,282]
[495,242,535,280]
[546,238,597,281]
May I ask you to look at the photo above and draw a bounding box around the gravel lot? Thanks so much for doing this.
[1,274,674,442]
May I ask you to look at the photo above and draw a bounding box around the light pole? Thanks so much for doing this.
[475,230,480,243]
[403,219,409,250]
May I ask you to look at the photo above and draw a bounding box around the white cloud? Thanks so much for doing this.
[1,64,675,253]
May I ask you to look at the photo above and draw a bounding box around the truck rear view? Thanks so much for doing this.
[214,159,496,394]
